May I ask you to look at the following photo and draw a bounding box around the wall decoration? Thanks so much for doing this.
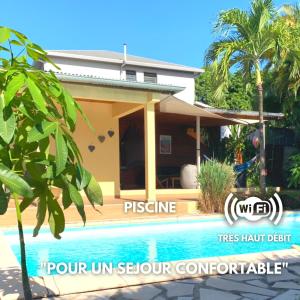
[160,135,172,154]
[98,135,105,143]
[88,145,95,152]
[108,130,115,137]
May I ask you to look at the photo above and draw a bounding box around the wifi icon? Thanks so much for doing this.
[224,193,283,225]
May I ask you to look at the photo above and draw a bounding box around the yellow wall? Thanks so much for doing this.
[74,101,120,196]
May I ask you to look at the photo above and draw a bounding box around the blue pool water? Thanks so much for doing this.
[4,213,300,276]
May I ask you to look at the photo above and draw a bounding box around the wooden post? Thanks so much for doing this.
[144,101,156,201]
[196,116,201,188]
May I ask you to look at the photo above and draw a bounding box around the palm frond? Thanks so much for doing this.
[205,36,246,65]
[249,0,277,34]
[280,3,300,21]
[205,35,252,101]
[215,9,250,40]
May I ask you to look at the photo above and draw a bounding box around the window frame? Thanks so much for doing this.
[144,72,157,83]
[126,70,137,81]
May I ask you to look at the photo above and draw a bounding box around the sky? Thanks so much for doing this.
[2,0,287,68]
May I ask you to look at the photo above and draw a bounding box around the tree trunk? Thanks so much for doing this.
[257,82,267,194]
[14,195,33,300]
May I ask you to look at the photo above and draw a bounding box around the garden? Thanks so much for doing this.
[196,1,300,213]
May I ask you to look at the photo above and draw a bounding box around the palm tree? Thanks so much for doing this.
[281,3,300,26]
[275,4,300,97]
[205,0,282,193]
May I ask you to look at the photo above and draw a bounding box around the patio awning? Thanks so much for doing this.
[159,96,244,125]
[195,101,284,122]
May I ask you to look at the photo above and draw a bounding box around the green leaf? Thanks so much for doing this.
[27,120,57,143]
[55,126,68,175]
[0,163,33,198]
[48,195,65,239]
[0,185,9,215]
[11,29,27,44]
[5,73,26,105]
[74,101,94,131]
[84,176,103,206]
[48,83,62,98]
[19,102,34,120]
[63,90,77,130]
[39,137,50,153]
[33,193,47,237]
[27,78,48,114]
[76,165,92,190]
[0,27,10,43]
[0,46,9,52]
[65,132,83,162]
[0,94,15,144]
[26,47,40,61]
[41,165,54,179]
[62,188,72,209]
[10,39,22,46]
[67,182,86,223]
[20,197,35,212]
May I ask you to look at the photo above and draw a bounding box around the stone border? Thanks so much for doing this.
[1,247,300,299]
[1,210,298,230]
[0,214,223,230]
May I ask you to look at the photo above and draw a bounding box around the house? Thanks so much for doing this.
[39,46,283,201]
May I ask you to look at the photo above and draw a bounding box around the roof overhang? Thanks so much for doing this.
[159,96,242,125]
[195,102,284,121]
[55,72,184,94]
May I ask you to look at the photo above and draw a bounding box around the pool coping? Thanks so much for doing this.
[0,214,220,230]
[2,210,299,230]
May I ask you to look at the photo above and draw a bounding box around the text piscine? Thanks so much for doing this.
[123,201,177,213]
[42,261,288,275]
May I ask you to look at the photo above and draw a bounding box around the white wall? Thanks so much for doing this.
[158,71,195,104]
[44,57,122,80]
[44,57,196,104]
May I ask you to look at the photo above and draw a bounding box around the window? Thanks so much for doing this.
[126,70,136,81]
[160,135,172,154]
[144,72,157,83]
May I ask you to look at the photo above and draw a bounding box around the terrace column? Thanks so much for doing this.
[196,116,201,188]
[144,98,157,202]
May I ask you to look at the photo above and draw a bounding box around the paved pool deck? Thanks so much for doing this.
[1,248,300,300]
[45,262,300,300]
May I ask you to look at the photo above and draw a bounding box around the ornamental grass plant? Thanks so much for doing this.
[197,160,236,213]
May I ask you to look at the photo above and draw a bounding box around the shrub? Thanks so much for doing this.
[288,153,300,188]
[247,162,260,187]
[197,160,236,212]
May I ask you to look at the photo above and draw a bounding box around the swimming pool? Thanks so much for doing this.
[4,213,300,276]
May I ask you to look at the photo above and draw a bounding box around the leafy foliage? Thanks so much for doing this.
[269,4,300,135]
[273,4,300,97]
[197,160,236,213]
[195,69,256,110]
[288,153,300,188]
[224,125,255,163]
[205,0,279,99]
[203,0,295,192]
[0,27,103,238]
